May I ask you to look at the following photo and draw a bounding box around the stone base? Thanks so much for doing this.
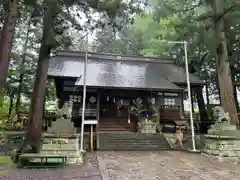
[207,122,236,135]
[41,133,82,164]
[67,156,83,164]
[203,131,240,162]
[202,152,240,163]
[187,149,201,153]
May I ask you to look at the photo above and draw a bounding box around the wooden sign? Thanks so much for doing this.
[63,86,78,92]
[164,92,179,97]
[84,120,98,125]
[64,81,76,85]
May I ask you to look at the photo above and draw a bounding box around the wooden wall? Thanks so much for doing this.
[54,77,185,132]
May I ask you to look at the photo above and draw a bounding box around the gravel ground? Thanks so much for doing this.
[97,151,240,180]
[1,151,240,180]
[0,153,102,180]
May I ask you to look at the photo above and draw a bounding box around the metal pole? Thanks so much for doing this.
[80,34,88,152]
[184,41,196,151]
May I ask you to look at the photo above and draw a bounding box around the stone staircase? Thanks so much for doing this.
[98,132,171,151]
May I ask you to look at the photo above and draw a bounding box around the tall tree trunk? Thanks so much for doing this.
[15,14,32,121]
[8,93,14,121]
[25,8,54,152]
[211,0,238,125]
[215,74,221,104]
[233,84,239,113]
[195,87,209,133]
[0,0,18,104]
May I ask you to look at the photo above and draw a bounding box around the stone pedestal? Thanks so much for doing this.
[41,133,82,164]
[41,101,82,164]
[202,122,240,161]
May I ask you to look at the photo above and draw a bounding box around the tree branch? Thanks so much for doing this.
[205,4,238,30]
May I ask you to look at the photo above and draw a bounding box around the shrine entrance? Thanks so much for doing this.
[98,90,151,132]
[99,93,135,132]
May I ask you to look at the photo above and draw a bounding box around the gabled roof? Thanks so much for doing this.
[48,51,203,90]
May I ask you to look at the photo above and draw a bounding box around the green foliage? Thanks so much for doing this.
[130,100,158,122]
[0,96,10,121]
[93,0,240,104]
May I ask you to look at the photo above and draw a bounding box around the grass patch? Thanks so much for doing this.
[0,156,12,174]
[0,156,11,165]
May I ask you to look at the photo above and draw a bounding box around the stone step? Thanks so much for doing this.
[99,139,166,143]
[99,136,165,140]
[41,150,79,158]
[42,144,77,151]
[99,144,168,148]
[98,133,168,138]
[48,127,75,131]
[98,128,135,131]
[42,137,78,144]
[98,146,170,151]
[98,141,168,145]
[99,132,161,136]
[50,123,74,127]
[98,133,170,151]
[67,157,83,164]
[49,125,75,130]
[99,135,164,140]
[48,127,75,130]
[98,142,168,146]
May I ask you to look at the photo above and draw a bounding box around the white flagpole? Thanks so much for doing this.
[183,41,196,151]
[80,34,88,152]
[161,40,197,151]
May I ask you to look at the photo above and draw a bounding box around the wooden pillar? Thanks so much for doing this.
[191,88,195,113]
[96,89,100,150]
[90,124,93,151]
[180,91,184,117]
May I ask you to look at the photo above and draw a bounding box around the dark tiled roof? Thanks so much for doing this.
[48,52,203,90]
[158,63,202,84]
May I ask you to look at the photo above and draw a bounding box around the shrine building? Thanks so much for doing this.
[47,51,203,150]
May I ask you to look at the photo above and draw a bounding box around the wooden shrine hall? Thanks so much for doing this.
[47,51,203,134]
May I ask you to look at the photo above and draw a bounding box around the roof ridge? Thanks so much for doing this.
[54,51,174,64]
